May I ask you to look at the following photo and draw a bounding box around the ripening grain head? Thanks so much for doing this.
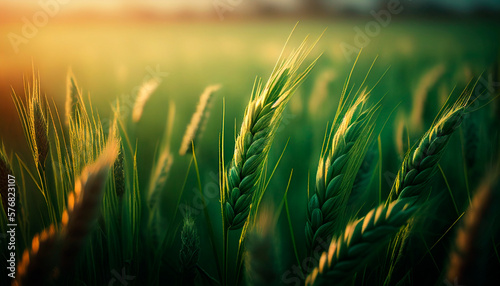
[307,90,377,253]
[389,96,470,204]
[179,84,221,156]
[29,94,49,168]
[16,225,59,286]
[306,200,416,286]
[132,78,160,123]
[225,36,319,230]
[65,70,82,126]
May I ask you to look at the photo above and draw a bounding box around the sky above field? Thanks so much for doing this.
[1,0,500,13]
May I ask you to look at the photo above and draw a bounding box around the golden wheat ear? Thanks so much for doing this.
[16,225,60,286]
[58,137,119,274]
[65,69,84,127]
[179,84,221,156]
[132,78,160,123]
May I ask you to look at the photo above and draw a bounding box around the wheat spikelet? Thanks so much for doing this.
[179,84,221,156]
[132,78,160,123]
[179,214,200,283]
[225,38,318,230]
[306,92,375,253]
[388,102,468,203]
[15,225,59,286]
[409,64,445,133]
[245,206,279,286]
[65,70,82,126]
[446,175,499,285]
[26,78,49,168]
[0,143,13,214]
[59,137,119,273]
[305,199,416,286]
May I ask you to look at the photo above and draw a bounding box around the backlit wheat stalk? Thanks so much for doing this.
[12,75,50,169]
[388,97,469,204]
[132,78,160,123]
[15,225,59,286]
[179,84,221,156]
[29,94,49,168]
[225,37,318,230]
[305,199,416,286]
[306,91,376,253]
[65,70,83,126]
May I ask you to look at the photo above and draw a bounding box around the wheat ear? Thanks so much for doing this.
[27,78,49,168]
[132,78,160,123]
[65,70,83,126]
[179,84,220,156]
[179,214,200,283]
[305,199,416,286]
[59,137,119,273]
[446,175,499,285]
[15,225,59,286]
[225,39,317,230]
[306,92,375,253]
[388,102,468,203]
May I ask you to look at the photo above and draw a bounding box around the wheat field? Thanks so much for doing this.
[1,19,500,285]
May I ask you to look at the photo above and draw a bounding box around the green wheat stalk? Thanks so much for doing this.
[306,89,377,253]
[305,199,417,286]
[224,36,318,230]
